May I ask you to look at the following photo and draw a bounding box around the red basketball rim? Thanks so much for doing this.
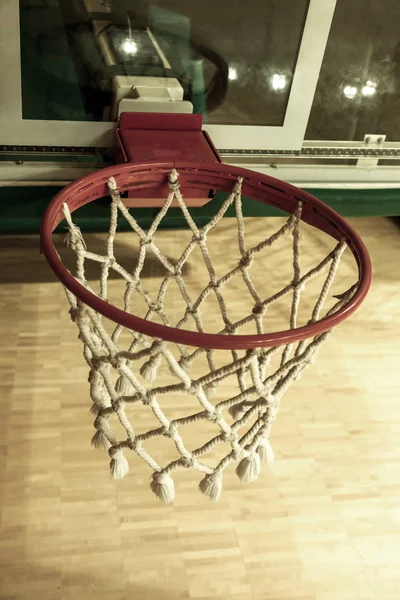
[40,161,371,350]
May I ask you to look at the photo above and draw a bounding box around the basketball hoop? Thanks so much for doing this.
[41,160,371,503]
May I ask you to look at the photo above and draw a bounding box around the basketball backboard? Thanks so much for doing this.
[2,0,400,192]
[0,1,335,175]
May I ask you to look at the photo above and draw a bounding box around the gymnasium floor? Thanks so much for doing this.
[1,215,399,600]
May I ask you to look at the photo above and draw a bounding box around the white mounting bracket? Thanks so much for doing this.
[114,76,193,118]
[357,134,386,168]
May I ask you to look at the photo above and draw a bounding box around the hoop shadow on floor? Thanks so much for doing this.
[0,234,191,285]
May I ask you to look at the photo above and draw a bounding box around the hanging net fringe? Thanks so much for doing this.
[62,169,357,503]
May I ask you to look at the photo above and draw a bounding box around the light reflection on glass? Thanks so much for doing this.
[228,66,238,81]
[343,85,358,99]
[122,39,138,55]
[361,80,377,96]
[271,73,287,91]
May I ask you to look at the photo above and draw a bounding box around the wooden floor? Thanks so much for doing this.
[1,215,400,600]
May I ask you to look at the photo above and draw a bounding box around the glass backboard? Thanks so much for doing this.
[306,0,400,142]
[0,0,335,152]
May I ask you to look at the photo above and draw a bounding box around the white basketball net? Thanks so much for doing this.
[61,170,357,503]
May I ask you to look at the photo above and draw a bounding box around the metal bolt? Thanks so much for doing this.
[365,136,371,144]
[15,160,23,165]
[270,162,277,169]
[377,136,384,144]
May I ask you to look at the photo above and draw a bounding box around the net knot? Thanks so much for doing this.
[149,340,165,355]
[252,303,266,316]
[127,438,140,450]
[108,176,119,199]
[291,279,305,292]
[161,425,173,438]
[206,408,221,423]
[108,446,123,460]
[224,322,236,334]
[180,456,194,468]
[152,471,172,484]
[221,431,238,443]
[140,236,152,247]
[233,176,244,194]
[88,368,102,385]
[260,392,275,407]
[147,354,162,368]
[169,422,178,435]
[95,360,111,377]
[193,232,206,243]
[168,169,180,191]
[188,382,200,395]
[185,306,198,317]
[239,253,253,269]
[148,302,161,313]
[106,257,115,268]
[94,414,106,430]
[174,266,182,277]
[64,224,86,251]
[111,357,124,371]
[111,398,122,412]
[209,280,221,290]
[246,348,258,359]
[232,447,245,461]
[142,392,155,406]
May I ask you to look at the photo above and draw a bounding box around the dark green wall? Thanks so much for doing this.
[1,185,398,235]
